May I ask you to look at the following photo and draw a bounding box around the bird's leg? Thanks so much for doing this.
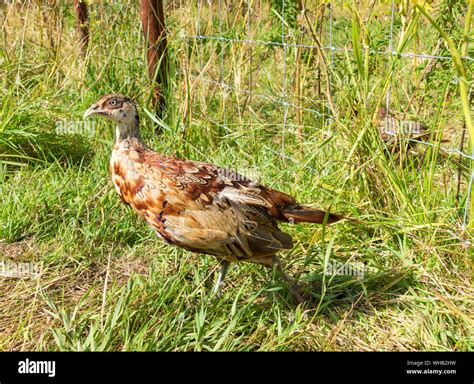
[212,260,230,296]
[417,147,428,172]
[272,256,304,304]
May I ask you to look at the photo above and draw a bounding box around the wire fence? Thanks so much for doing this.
[178,0,473,226]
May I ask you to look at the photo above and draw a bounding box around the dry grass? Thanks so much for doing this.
[0,1,472,351]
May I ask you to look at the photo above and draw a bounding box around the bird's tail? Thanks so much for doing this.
[282,205,344,224]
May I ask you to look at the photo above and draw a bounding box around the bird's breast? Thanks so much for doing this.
[110,148,180,234]
[110,149,152,213]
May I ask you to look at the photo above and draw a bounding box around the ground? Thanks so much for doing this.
[0,1,472,351]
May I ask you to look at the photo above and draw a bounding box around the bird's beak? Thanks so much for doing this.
[83,104,99,120]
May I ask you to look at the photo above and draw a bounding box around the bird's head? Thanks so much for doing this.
[84,94,138,125]
[84,94,141,142]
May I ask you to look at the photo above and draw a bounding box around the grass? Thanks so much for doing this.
[0,1,473,351]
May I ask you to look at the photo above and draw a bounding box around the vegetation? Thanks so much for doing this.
[0,1,472,351]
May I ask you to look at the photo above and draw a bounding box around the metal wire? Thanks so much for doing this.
[327,2,334,132]
[186,0,473,224]
[247,0,252,105]
[463,151,474,227]
[385,0,396,121]
[218,0,226,129]
[196,0,202,70]
[281,0,289,157]
[184,35,474,61]
[194,75,325,117]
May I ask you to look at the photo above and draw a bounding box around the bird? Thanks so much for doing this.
[377,107,448,147]
[84,94,345,302]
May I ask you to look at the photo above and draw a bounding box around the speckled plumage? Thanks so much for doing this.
[377,108,448,146]
[84,94,344,298]
[109,136,342,266]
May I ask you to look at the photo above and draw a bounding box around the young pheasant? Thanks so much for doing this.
[84,94,344,301]
[377,107,448,146]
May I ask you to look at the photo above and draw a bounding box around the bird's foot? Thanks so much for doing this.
[285,281,304,304]
[209,260,230,301]
[272,256,304,304]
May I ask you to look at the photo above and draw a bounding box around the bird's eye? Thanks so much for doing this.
[109,99,117,106]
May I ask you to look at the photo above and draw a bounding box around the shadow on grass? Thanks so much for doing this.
[263,269,415,317]
[0,131,94,172]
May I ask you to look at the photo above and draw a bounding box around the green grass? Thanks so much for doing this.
[0,1,472,351]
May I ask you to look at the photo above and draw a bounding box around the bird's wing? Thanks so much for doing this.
[137,152,293,260]
[143,152,296,215]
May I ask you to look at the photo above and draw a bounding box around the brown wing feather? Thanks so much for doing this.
[110,141,340,264]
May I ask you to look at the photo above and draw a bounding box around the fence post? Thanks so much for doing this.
[140,0,169,117]
[73,0,89,52]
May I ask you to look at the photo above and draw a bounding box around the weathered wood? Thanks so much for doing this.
[140,0,169,115]
[73,0,89,52]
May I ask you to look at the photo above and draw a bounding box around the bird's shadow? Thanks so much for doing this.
[262,268,415,317]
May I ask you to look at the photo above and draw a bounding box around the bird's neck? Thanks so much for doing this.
[115,115,142,144]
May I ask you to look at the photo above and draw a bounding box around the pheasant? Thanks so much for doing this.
[377,107,448,146]
[84,94,344,302]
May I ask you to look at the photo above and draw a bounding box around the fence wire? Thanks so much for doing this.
[185,0,473,225]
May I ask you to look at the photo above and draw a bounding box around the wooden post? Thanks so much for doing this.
[140,0,169,116]
[73,0,89,52]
